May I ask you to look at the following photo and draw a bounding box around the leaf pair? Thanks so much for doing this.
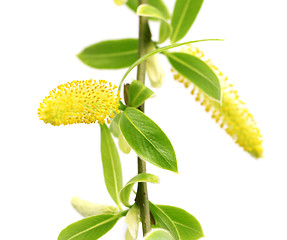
[58,203,204,240]
[135,0,204,44]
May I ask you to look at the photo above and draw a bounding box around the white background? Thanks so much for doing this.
[1,0,287,239]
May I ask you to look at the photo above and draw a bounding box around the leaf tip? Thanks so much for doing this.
[76,52,83,61]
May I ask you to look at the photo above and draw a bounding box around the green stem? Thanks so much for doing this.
[134,0,152,236]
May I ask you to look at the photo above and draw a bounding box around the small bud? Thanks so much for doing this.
[125,204,140,240]
[146,42,165,88]
[71,196,118,217]
[119,132,131,154]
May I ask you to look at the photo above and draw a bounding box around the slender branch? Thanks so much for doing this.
[135,0,152,236]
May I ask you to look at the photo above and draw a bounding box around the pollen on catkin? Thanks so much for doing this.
[172,45,263,158]
[38,79,120,126]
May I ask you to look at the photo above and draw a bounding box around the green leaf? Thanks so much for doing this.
[165,52,221,101]
[120,108,178,172]
[58,214,121,240]
[149,203,204,240]
[158,20,172,44]
[144,229,174,240]
[128,80,154,107]
[137,4,168,21]
[126,0,138,12]
[118,39,223,91]
[170,0,204,43]
[120,173,159,207]
[149,202,180,240]
[100,124,123,209]
[110,113,122,138]
[127,0,170,20]
[77,39,138,69]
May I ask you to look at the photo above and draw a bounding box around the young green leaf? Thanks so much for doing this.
[137,4,168,21]
[128,80,154,107]
[120,173,159,207]
[120,108,178,172]
[149,203,204,240]
[77,39,138,69]
[127,0,170,20]
[144,229,174,240]
[170,0,204,43]
[165,52,221,101]
[158,20,172,44]
[100,124,123,209]
[58,214,121,240]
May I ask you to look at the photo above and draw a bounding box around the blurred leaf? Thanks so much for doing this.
[100,124,123,209]
[120,108,178,172]
[137,4,168,20]
[58,214,121,240]
[165,52,221,101]
[128,80,154,107]
[170,0,204,43]
[126,0,138,11]
[77,39,138,69]
[120,173,159,207]
[158,20,172,44]
[144,229,174,240]
[125,229,135,240]
[127,0,170,20]
[149,203,204,240]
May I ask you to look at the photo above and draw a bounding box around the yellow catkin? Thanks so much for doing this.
[38,79,120,126]
[172,45,263,158]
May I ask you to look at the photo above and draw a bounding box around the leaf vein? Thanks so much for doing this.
[83,49,137,58]
[171,0,191,42]
[67,215,118,240]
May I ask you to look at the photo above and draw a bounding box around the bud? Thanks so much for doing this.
[119,132,131,154]
[172,45,263,158]
[146,42,165,88]
[125,204,140,240]
[71,196,118,217]
[38,79,120,126]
